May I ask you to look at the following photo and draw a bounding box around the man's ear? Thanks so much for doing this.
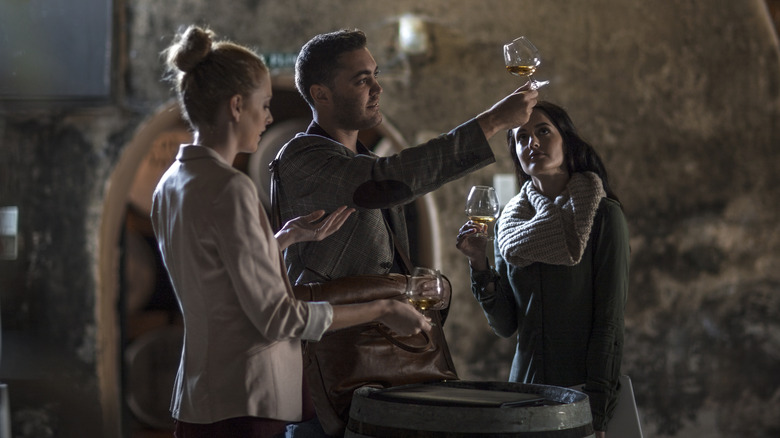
[229,94,242,122]
[310,84,330,106]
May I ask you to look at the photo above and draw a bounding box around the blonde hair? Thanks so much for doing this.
[163,25,268,129]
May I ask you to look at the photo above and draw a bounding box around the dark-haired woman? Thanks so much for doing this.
[153,25,430,438]
[456,101,630,438]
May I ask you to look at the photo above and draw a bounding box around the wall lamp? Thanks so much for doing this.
[398,13,431,57]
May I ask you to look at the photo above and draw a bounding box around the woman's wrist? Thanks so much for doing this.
[374,299,403,326]
[274,229,295,251]
[470,264,500,294]
[469,257,490,272]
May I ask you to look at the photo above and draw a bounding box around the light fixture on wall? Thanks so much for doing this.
[0,206,18,260]
[398,13,431,56]
[373,13,434,85]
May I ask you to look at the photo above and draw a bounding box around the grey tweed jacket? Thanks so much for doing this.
[276,119,495,285]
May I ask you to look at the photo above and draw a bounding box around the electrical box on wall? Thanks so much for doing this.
[0,206,18,260]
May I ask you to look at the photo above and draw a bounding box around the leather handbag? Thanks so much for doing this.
[293,275,459,436]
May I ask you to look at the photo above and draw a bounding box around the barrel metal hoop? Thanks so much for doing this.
[347,418,595,438]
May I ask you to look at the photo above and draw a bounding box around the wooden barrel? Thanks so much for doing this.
[345,381,594,437]
[124,325,183,430]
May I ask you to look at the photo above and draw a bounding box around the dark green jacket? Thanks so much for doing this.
[472,197,629,431]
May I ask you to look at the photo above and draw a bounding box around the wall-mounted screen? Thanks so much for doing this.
[0,0,113,103]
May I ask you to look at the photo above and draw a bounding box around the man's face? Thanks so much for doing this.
[327,47,383,131]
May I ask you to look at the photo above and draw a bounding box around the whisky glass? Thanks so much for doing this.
[465,185,500,240]
[504,36,549,89]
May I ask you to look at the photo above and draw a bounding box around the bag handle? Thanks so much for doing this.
[268,159,281,233]
[373,324,432,353]
[387,220,414,275]
[268,143,290,233]
[297,274,409,305]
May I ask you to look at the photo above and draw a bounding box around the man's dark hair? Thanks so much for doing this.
[295,29,368,107]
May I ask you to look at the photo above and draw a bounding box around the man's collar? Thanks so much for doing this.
[306,121,371,154]
[305,120,330,138]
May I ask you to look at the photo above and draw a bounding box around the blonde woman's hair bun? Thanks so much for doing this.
[163,24,268,130]
[167,25,214,73]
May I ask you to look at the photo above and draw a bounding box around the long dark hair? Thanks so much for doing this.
[506,101,620,204]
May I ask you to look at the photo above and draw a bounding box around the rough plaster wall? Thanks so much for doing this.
[0,0,778,437]
[0,108,139,437]
[128,2,780,435]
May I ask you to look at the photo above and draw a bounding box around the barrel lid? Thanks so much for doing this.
[369,383,549,408]
[348,381,594,437]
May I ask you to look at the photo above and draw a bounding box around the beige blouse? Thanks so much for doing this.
[151,144,332,423]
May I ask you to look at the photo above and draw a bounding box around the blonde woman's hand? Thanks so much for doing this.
[275,206,354,251]
[377,300,432,337]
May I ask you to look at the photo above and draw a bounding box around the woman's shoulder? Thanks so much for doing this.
[596,197,629,232]
[599,197,623,212]
[199,163,256,203]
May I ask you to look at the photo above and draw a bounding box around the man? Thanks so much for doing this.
[276,29,538,436]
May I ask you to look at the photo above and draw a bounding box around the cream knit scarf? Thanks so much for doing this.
[496,172,606,268]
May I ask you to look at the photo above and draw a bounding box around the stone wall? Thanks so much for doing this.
[1,1,778,436]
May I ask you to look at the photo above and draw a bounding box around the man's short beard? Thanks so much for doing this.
[336,110,382,132]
